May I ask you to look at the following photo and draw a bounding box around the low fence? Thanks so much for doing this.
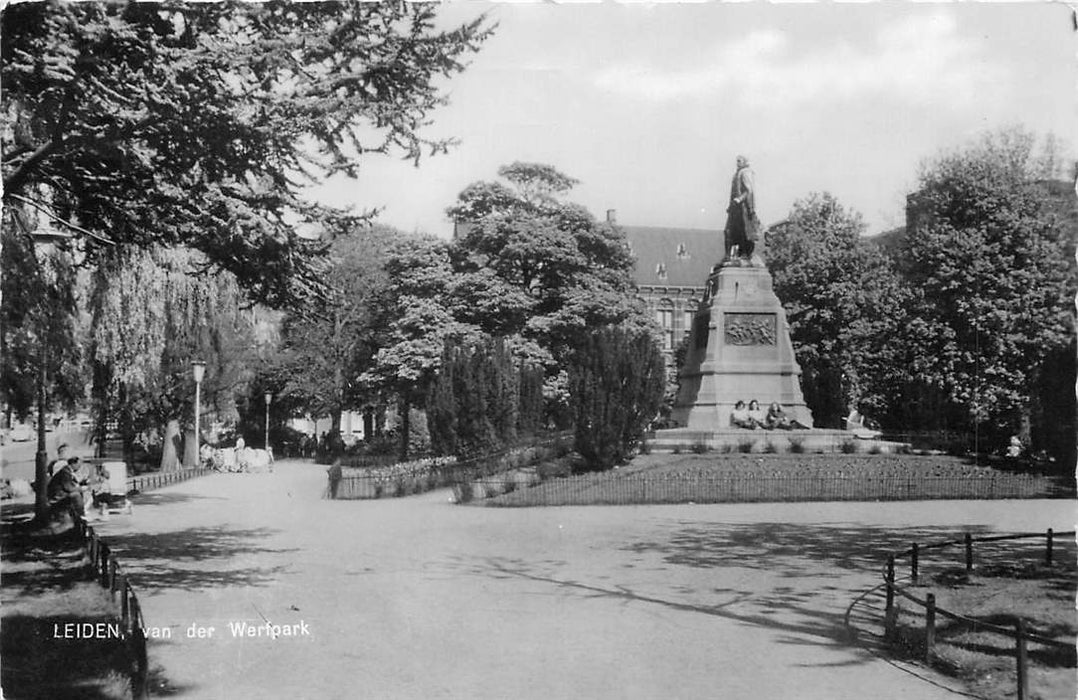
[881,530,1076,700]
[469,472,1059,507]
[127,466,213,493]
[79,520,149,699]
[70,464,213,697]
[329,432,573,500]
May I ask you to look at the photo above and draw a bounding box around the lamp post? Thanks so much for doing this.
[192,361,206,465]
[26,228,71,520]
[264,392,272,451]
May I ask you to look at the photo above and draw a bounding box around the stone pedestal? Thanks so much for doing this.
[671,264,813,429]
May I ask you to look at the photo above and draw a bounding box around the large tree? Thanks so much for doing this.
[362,235,483,459]
[766,193,909,428]
[272,225,397,436]
[89,245,261,470]
[2,1,493,307]
[898,128,1075,451]
[447,162,652,422]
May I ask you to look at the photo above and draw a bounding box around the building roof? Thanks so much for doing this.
[622,226,722,288]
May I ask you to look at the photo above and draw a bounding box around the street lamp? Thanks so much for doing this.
[192,361,206,465]
[27,228,71,520]
[264,392,272,452]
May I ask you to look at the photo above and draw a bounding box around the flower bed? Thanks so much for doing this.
[331,456,457,499]
[456,453,1072,507]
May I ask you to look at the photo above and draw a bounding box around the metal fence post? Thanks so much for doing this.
[911,543,919,584]
[964,532,973,572]
[924,593,936,662]
[1046,528,1054,567]
[99,544,110,586]
[1016,619,1028,700]
[884,555,897,640]
[121,580,130,633]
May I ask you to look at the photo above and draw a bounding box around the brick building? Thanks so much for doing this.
[616,212,723,356]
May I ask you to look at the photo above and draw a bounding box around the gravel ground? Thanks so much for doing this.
[78,460,1073,700]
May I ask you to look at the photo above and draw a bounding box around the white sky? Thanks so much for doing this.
[308,2,1078,237]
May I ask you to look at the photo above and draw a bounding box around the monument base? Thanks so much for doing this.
[649,428,908,454]
[671,263,813,430]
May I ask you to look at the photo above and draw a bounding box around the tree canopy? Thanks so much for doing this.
[272,225,399,431]
[898,128,1075,443]
[766,192,909,427]
[2,1,493,307]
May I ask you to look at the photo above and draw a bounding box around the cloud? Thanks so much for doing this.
[594,11,1004,109]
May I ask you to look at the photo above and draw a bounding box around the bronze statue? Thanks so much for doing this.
[723,155,761,265]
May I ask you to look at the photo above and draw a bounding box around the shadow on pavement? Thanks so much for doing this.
[127,491,229,507]
[467,554,872,659]
[623,521,997,579]
[100,526,297,590]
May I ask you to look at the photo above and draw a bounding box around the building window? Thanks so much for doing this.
[656,308,674,330]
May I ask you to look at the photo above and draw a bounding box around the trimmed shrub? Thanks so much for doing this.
[569,327,666,471]
[788,437,806,454]
[840,439,859,454]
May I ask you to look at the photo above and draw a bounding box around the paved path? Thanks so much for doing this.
[93,461,1074,699]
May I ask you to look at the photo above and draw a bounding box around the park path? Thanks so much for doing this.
[92,461,1074,700]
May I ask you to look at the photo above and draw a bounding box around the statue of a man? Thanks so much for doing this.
[723,155,761,265]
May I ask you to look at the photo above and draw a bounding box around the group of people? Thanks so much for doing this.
[45,443,129,522]
[730,400,809,431]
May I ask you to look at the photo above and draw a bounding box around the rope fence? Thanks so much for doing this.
[881,530,1075,700]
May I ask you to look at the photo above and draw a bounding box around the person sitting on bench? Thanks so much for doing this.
[47,456,87,521]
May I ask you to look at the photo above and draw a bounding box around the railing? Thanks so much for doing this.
[330,432,573,500]
[78,521,149,699]
[127,466,213,493]
[464,472,1061,506]
[66,464,214,697]
[881,530,1076,700]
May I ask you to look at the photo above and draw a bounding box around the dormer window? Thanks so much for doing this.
[655,262,667,280]
[676,242,689,260]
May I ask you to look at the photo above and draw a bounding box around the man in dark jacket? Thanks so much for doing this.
[46,456,86,520]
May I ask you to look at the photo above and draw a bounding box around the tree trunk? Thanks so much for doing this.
[33,344,49,519]
[182,428,198,468]
[160,419,181,471]
[398,397,411,462]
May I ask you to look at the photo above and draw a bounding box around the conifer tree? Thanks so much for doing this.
[570,327,665,471]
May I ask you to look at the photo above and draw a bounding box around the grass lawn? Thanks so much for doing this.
[480,453,1071,506]
[1,510,135,700]
[889,541,1076,700]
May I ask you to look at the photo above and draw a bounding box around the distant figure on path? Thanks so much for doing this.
[724,155,761,265]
